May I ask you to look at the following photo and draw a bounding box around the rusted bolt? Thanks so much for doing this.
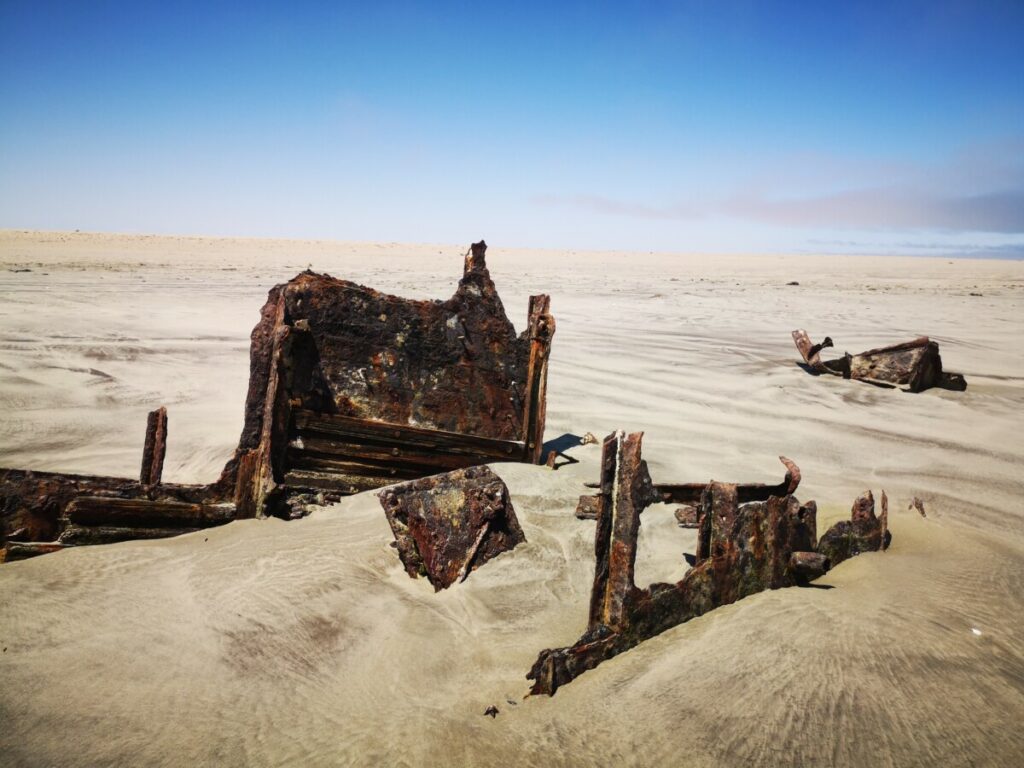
[394,430,401,438]
[392,447,400,456]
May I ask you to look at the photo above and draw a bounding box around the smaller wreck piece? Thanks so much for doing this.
[792,329,967,392]
[378,465,525,591]
[529,431,890,695]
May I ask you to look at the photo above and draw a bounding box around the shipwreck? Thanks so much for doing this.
[792,329,966,392]
[528,431,890,695]
[1,241,555,561]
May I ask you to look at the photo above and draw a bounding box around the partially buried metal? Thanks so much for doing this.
[378,465,526,591]
[1,241,555,560]
[792,329,966,392]
[528,431,891,695]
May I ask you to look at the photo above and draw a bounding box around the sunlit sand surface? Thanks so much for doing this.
[2,230,1022,766]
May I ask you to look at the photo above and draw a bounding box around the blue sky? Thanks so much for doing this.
[1,1,1022,256]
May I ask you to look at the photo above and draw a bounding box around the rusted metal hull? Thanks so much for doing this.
[529,431,890,696]
[2,241,554,560]
[792,329,966,392]
[378,465,526,590]
[231,240,555,519]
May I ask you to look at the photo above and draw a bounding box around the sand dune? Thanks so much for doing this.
[1,230,1022,766]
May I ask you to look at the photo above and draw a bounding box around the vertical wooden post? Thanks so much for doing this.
[522,294,554,464]
[139,406,168,486]
[234,295,292,518]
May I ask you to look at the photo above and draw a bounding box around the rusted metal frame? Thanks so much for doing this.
[139,406,168,486]
[654,456,801,505]
[576,456,800,519]
[522,294,555,464]
[530,432,890,696]
[3,241,557,552]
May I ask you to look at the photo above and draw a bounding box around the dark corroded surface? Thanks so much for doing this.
[528,432,890,695]
[792,329,967,392]
[817,489,890,567]
[378,465,526,591]
[232,240,555,517]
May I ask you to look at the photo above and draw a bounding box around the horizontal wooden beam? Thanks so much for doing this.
[292,436,486,472]
[1,542,66,562]
[65,497,236,528]
[58,524,202,545]
[293,410,527,462]
[287,453,441,480]
[283,469,395,494]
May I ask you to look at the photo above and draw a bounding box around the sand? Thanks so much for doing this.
[1,229,1022,766]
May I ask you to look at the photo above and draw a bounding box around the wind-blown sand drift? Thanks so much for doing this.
[1,231,1022,766]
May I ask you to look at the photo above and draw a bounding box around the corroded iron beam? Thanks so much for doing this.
[530,432,890,696]
[575,455,800,519]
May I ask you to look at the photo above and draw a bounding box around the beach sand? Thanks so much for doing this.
[1,230,1022,766]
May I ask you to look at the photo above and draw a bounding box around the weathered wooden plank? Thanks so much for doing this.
[1,542,66,562]
[291,436,484,471]
[294,410,527,460]
[139,406,168,485]
[522,294,555,464]
[65,497,236,528]
[287,453,436,480]
[282,469,395,494]
[58,524,203,545]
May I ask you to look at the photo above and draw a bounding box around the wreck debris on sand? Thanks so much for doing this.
[1,241,555,561]
[378,465,526,590]
[528,431,891,696]
[792,329,966,392]
[574,454,801,519]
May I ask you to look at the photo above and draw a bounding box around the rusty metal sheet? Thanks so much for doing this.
[378,465,526,590]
